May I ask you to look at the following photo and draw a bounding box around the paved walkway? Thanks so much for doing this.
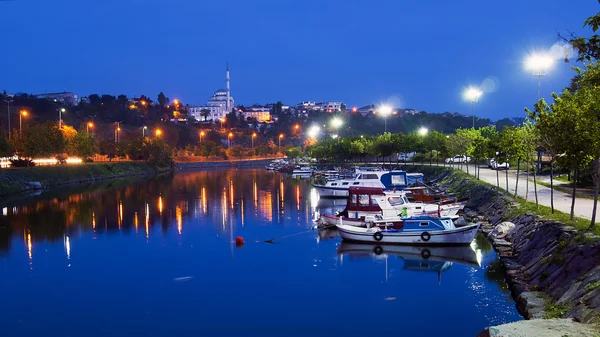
[443,163,599,223]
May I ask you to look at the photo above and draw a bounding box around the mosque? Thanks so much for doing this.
[189,65,234,122]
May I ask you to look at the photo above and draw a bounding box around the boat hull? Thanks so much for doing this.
[336,223,480,245]
[313,185,350,198]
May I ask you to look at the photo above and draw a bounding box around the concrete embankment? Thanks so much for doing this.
[0,162,170,196]
[409,166,600,336]
[174,158,276,170]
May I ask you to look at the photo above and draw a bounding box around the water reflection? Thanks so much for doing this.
[0,169,522,337]
[0,170,315,259]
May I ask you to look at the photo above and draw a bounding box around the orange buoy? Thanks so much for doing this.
[235,236,245,247]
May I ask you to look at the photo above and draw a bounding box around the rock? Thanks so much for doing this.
[489,221,516,240]
[516,291,546,319]
[486,319,599,337]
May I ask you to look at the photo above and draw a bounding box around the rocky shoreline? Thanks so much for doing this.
[413,167,600,335]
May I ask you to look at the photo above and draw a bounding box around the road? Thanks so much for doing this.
[434,163,599,223]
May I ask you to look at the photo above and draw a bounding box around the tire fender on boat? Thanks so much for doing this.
[373,232,383,241]
[421,249,431,259]
[373,246,383,255]
[421,231,431,242]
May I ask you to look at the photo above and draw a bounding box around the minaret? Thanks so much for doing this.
[226,63,231,113]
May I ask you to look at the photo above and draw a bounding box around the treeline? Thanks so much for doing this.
[0,122,173,168]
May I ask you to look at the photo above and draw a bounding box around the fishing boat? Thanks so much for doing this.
[312,170,411,198]
[291,166,315,178]
[317,186,463,228]
[336,215,480,245]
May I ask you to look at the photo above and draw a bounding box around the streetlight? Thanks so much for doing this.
[228,132,233,148]
[418,127,428,136]
[143,126,148,137]
[19,110,27,134]
[252,132,256,148]
[200,131,205,143]
[115,122,121,143]
[220,118,225,129]
[58,108,66,129]
[378,105,392,133]
[155,129,162,138]
[87,122,94,134]
[463,87,482,129]
[308,125,321,138]
[525,53,554,100]
[3,99,12,139]
[278,133,284,152]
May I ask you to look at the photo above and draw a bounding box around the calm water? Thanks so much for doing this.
[0,169,521,337]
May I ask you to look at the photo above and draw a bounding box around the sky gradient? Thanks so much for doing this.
[1,0,598,120]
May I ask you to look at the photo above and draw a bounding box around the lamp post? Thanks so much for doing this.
[19,110,27,134]
[463,87,482,129]
[220,118,225,129]
[379,105,392,133]
[525,53,554,100]
[115,122,121,143]
[58,108,66,129]
[308,125,321,139]
[330,117,343,141]
[278,134,284,152]
[228,132,233,148]
[3,99,12,139]
[143,126,148,137]
[200,131,205,143]
[252,132,256,148]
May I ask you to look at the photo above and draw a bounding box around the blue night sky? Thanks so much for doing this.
[1,0,598,120]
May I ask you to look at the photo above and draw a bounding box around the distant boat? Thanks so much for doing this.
[336,215,479,245]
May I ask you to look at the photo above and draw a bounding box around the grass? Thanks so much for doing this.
[0,162,169,195]
[585,281,600,292]
[537,180,596,201]
[544,300,572,319]
[513,196,600,236]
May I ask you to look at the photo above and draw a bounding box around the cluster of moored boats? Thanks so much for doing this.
[311,167,479,246]
[264,160,480,246]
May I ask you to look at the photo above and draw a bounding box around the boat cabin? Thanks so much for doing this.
[405,186,454,204]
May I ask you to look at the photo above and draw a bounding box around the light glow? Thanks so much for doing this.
[308,125,321,138]
[330,117,343,129]
[418,127,429,136]
[463,87,483,103]
[525,53,554,74]
[379,105,392,116]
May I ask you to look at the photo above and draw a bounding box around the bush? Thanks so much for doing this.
[9,158,35,167]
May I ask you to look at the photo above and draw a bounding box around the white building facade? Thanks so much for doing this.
[190,66,234,122]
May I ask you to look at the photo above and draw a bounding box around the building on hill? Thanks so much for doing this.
[241,105,271,122]
[358,105,376,116]
[317,102,343,112]
[189,65,234,122]
[35,92,79,105]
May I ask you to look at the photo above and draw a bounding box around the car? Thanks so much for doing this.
[489,159,510,170]
[444,155,471,164]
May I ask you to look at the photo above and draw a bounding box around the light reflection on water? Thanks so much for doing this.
[0,169,520,337]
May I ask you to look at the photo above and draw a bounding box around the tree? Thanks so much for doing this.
[126,136,145,160]
[200,109,211,121]
[0,135,12,157]
[341,103,347,113]
[72,130,96,161]
[285,147,303,159]
[157,92,169,107]
[18,122,66,159]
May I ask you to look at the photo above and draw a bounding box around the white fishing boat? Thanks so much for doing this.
[317,187,462,228]
[336,215,480,245]
[291,166,315,178]
[312,170,412,198]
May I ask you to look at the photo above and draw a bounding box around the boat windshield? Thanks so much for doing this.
[359,194,369,206]
[388,196,406,206]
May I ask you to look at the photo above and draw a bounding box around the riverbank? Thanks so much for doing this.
[174,158,277,170]
[0,162,171,196]
[408,166,600,335]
